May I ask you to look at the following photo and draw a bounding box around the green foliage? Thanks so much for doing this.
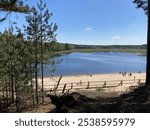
[46,41,73,52]
[0,26,34,111]
[23,0,59,104]
[0,0,64,111]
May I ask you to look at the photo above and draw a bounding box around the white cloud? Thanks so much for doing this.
[85,27,93,31]
[112,36,121,40]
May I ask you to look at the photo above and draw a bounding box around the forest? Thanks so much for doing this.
[0,0,73,112]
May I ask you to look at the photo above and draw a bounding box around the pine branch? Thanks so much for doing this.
[0,0,17,8]
[133,0,148,14]
[0,4,29,13]
[0,0,29,22]
[0,11,11,22]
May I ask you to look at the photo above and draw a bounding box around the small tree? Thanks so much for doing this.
[24,6,41,104]
[37,0,57,103]
[24,1,57,104]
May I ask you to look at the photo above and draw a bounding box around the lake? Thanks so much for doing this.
[44,52,146,76]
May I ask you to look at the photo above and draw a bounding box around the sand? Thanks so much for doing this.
[37,72,146,94]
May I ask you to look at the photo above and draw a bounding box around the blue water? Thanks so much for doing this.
[43,52,146,76]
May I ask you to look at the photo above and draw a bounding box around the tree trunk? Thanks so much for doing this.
[10,68,14,102]
[30,63,35,107]
[146,0,150,85]
[39,5,44,104]
[41,40,44,103]
[35,41,39,104]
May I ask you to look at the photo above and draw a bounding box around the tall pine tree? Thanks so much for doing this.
[37,0,57,103]
[24,6,40,104]
[24,0,57,104]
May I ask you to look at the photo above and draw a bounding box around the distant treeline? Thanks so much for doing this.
[45,42,73,52]
[47,42,146,52]
[71,44,147,50]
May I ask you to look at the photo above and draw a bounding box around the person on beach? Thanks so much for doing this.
[80,80,82,86]
[51,72,54,77]
[128,73,132,77]
[124,71,127,76]
[50,72,54,80]
[122,73,125,77]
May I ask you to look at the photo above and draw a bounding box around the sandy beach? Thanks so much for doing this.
[37,72,146,94]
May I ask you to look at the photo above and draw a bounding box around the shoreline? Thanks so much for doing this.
[37,73,146,93]
[42,71,146,78]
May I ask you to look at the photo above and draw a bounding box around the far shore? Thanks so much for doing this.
[54,48,146,55]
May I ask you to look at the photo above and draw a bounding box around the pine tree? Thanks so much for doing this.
[0,25,35,111]
[37,0,57,103]
[24,6,40,104]
[24,1,57,104]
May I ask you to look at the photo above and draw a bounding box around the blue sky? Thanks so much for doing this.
[1,0,147,45]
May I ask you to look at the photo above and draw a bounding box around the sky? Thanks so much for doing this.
[0,0,147,45]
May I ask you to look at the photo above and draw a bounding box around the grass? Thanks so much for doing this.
[96,87,105,92]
